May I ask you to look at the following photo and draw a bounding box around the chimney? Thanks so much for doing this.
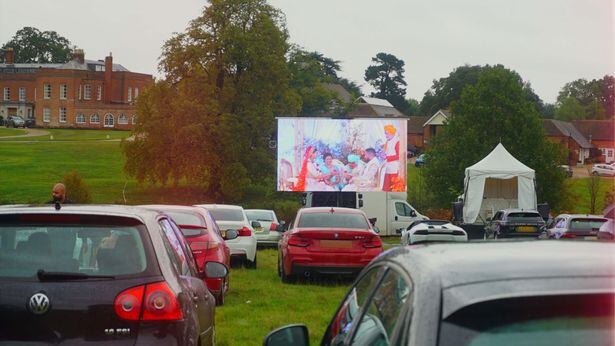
[104,53,113,103]
[5,47,14,65]
[72,48,85,64]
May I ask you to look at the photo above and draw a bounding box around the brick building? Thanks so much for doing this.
[0,48,152,129]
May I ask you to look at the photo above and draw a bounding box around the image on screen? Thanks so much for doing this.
[277,118,407,192]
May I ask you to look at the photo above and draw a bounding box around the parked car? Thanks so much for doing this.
[264,241,615,346]
[6,115,25,128]
[559,164,573,177]
[278,207,383,282]
[25,117,35,128]
[415,154,426,167]
[484,209,546,239]
[195,204,258,268]
[592,164,615,176]
[0,116,4,126]
[545,214,608,240]
[400,219,467,245]
[245,209,285,247]
[0,205,224,345]
[141,205,236,305]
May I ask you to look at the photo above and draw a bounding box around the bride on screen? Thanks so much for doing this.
[299,147,334,191]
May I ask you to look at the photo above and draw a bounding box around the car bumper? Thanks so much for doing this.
[255,232,281,246]
[291,264,364,276]
[226,235,257,261]
[285,247,381,276]
[410,234,468,243]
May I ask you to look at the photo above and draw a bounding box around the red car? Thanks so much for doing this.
[141,205,234,305]
[278,207,383,282]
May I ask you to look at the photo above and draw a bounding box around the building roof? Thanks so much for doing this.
[0,60,129,72]
[543,119,593,148]
[348,96,404,117]
[408,116,429,134]
[423,109,450,127]
[572,120,615,142]
[321,83,353,103]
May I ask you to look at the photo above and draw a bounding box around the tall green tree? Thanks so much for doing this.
[124,0,294,202]
[420,64,548,117]
[424,66,565,210]
[1,27,72,63]
[555,97,586,121]
[556,76,614,119]
[364,52,410,114]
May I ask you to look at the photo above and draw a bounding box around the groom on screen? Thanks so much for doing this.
[382,125,400,191]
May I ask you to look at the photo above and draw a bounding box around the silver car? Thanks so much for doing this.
[546,214,608,239]
[245,209,284,247]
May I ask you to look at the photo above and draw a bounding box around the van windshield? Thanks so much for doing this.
[0,214,149,280]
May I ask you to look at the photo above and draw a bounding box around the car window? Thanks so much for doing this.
[554,218,566,228]
[246,210,274,222]
[298,212,369,229]
[493,212,502,221]
[158,219,190,276]
[438,294,614,346]
[204,212,222,236]
[569,218,607,231]
[506,212,542,221]
[207,208,244,221]
[323,266,388,346]
[395,202,414,217]
[168,220,199,276]
[351,268,412,346]
[164,210,206,227]
[0,215,148,278]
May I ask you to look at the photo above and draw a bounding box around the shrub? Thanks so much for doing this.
[62,170,92,203]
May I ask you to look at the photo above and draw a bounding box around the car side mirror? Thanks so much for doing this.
[263,324,309,346]
[204,262,228,279]
[224,229,238,240]
[368,217,377,226]
[251,221,262,229]
[276,221,286,232]
[410,210,417,217]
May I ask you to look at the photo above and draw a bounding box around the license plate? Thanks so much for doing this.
[320,240,352,248]
[516,226,536,233]
[584,236,598,241]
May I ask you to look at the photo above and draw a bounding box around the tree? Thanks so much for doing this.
[124,0,294,202]
[1,27,72,63]
[364,52,409,114]
[62,170,92,203]
[555,97,586,121]
[587,169,600,214]
[556,76,615,119]
[424,66,565,210]
[419,64,548,117]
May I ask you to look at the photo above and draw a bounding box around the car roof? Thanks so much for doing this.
[0,204,162,220]
[300,207,364,214]
[245,209,274,213]
[498,209,540,214]
[555,214,607,219]
[195,204,243,210]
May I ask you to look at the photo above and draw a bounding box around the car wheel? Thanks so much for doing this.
[215,290,225,306]
[245,255,257,269]
[280,256,296,284]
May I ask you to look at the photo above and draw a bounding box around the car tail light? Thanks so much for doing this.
[114,282,183,321]
[288,234,311,247]
[270,223,279,231]
[363,236,382,248]
[238,227,252,236]
[190,241,220,254]
[561,233,577,239]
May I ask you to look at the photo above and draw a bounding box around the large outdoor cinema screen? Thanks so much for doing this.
[277,118,407,192]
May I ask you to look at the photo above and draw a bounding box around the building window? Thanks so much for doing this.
[19,87,25,101]
[60,84,67,100]
[134,88,139,99]
[44,84,51,99]
[76,114,85,124]
[3,87,10,101]
[131,114,136,125]
[118,113,128,124]
[97,85,102,101]
[127,87,132,103]
[90,113,100,124]
[104,114,114,127]
[59,108,67,123]
[43,108,51,123]
[84,84,91,100]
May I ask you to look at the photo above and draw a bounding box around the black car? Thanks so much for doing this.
[0,205,224,345]
[484,209,546,239]
[265,241,615,346]
[25,117,36,128]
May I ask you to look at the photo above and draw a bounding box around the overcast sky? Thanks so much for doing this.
[1,0,613,104]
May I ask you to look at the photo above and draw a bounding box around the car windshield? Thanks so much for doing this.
[438,294,614,346]
[298,212,369,229]
[207,208,244,222]
[0,214,148,279]
[569,218,607,231]
[246,210,274,222]
[506,212,543,221]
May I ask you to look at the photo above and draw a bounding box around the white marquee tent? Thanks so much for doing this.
[463,143,537,224]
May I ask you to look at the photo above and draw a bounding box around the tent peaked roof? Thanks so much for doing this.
[466,143,534,176]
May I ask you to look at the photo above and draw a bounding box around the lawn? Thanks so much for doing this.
[563,176,614,214]
[0,128,130,141]
[216,249,351,346]
[0,128,27,137]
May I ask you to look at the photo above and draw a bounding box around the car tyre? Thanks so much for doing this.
[280,255,296,284]
[215,291,225,306]
[245,255,257,269]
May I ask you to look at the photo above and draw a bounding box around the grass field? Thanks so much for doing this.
[216,249,351,345]
[0,128,130,141]
[0,128,27,137]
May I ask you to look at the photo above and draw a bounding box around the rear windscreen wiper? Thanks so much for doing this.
[37,269,115,281]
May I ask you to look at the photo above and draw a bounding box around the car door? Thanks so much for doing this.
[390,201,418,232]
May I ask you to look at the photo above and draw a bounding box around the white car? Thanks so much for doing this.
[400,220,468,245]
[195,204,258,268]
[592,164,615,176]
[245,209,284,247]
